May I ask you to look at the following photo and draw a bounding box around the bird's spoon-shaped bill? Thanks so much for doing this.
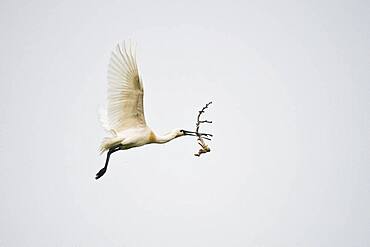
[182,130,213,137]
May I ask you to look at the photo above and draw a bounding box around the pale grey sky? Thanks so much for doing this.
[0,0,369,246]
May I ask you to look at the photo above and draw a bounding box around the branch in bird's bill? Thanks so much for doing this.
[194,101,213,157]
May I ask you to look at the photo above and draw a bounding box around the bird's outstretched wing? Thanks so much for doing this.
[102,42,146,134]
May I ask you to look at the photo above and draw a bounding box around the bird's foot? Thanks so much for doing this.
[95,167,107,180]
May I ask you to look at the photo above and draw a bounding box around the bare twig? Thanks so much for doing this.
[194,101,213,156]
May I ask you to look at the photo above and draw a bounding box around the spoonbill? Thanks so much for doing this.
[96,42,212,179]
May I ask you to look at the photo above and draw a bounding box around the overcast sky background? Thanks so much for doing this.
[0,0,369,246]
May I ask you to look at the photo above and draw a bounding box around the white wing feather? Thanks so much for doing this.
[101,42,146,134]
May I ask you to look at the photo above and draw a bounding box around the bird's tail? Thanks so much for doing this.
[99,136,124,154]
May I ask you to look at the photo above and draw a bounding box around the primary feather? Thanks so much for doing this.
[103,42,146,134]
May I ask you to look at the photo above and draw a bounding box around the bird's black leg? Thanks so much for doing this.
[95,146,120,180]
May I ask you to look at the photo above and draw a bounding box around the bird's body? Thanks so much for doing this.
[96,42,210,179]
[100,127,181,153]
[100,127,151,152]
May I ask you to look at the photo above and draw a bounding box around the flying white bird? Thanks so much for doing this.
[96,42,211,179]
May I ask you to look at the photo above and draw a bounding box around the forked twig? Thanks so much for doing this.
[194,102,213,156]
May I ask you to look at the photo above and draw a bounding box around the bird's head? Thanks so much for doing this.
[175,129,198,138]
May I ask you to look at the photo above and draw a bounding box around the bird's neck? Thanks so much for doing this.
[154,132,177,144]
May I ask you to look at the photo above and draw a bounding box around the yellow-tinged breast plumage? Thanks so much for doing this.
[149,131,157,143]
